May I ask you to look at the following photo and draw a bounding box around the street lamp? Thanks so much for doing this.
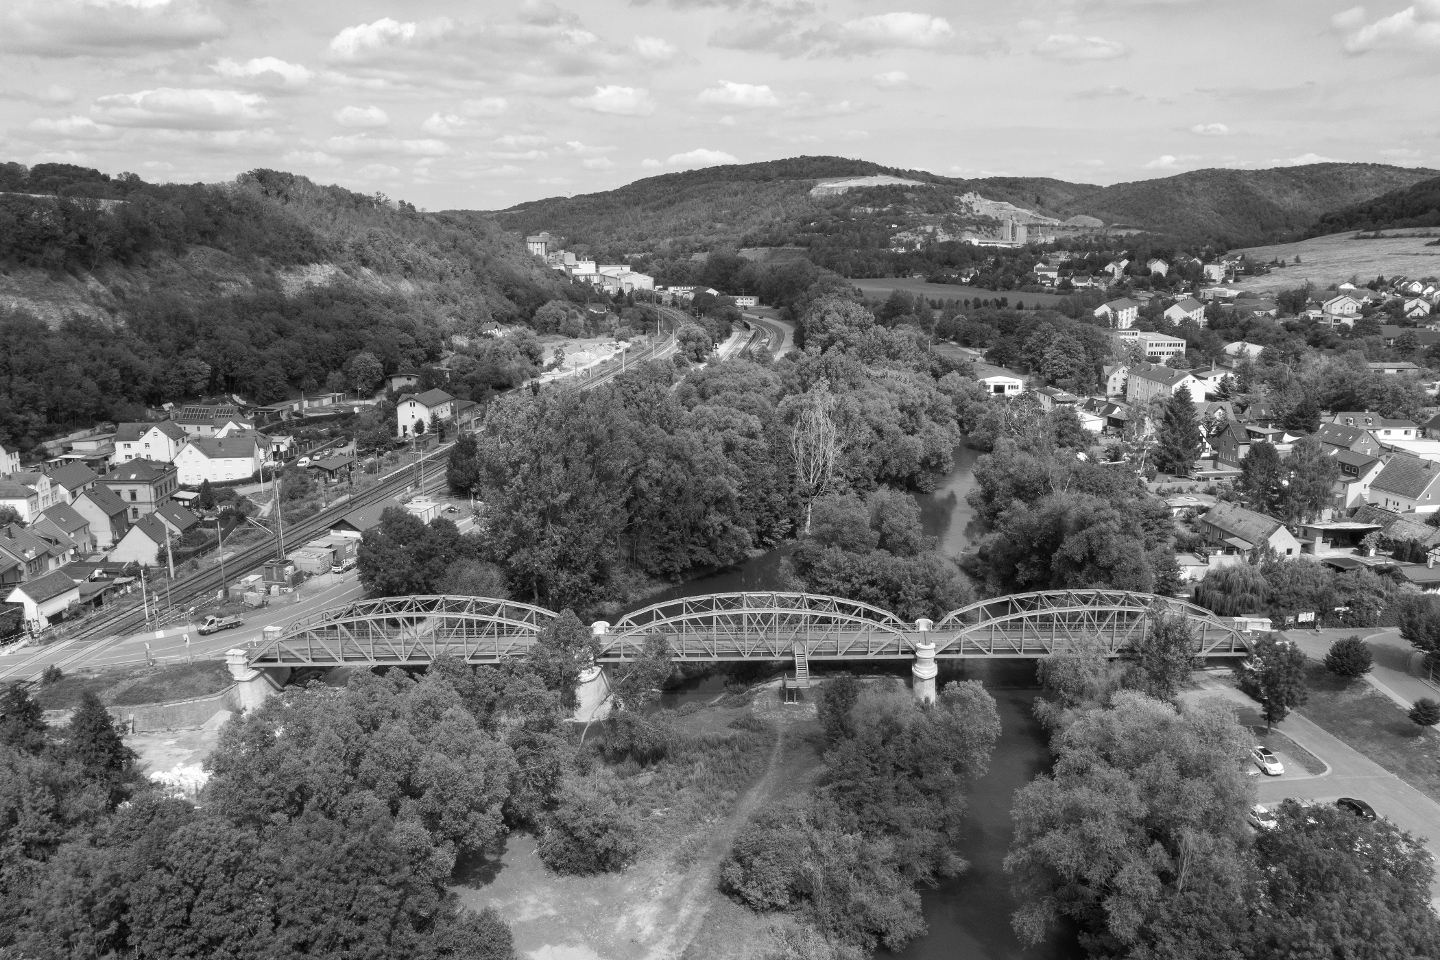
[215,516,228,600]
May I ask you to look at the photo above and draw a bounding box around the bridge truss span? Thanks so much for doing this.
[248,595,558,668]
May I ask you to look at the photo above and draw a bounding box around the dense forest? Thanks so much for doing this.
[488,156,1438,261]
[0,162,568,451]
[1307,174,1440,235]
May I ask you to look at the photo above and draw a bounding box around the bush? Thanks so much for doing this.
[1323,635,1374,679]
[1408,698,1440,728]
[40,665,63,686]
[536,777,641,875]
[599,711,672,765]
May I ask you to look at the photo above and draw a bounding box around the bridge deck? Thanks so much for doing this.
[247,591,1256,669]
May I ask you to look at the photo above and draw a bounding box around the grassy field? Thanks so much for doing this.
[1296,663,1440,803]
[854,276,1064,307]
[1232,228,1440,296]
[36,661,232,710]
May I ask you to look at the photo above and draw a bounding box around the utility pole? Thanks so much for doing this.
[215,516,228,600]
[140,566,151,628]
[274,477,286,562]
[165,526,175,580]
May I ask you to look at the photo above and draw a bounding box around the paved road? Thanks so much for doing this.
[1191,675,1440,903]
[1284,626,1440,710]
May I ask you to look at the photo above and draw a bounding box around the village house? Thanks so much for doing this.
[1314,422,1382,457]
[1223,341,1265,362]
[109,515,176,567]
[1212,422,1252,468]
[112,421,188,466]
[1405,297,1432,319]
[1148,259,1169,277]
[45,462,97,505]
[1164,297,1206,325]
[330,499,402,539]
[173,432,271,486]
[1033,263,1059,284]
[1125,364,1206,407]
[0,441,18,476]
[1370,455,1440,514]
[39,502,93,555]
[1190,367,1231,396]
[170,403,252,438]
[5,569,82,633]
[1035,387,1080,412]
[71,485,129,549]
[1093,297,1140,329]
[1322,294,1362,325]
[1199,502,1302,558]
[0,523,68,586]
[0,479,41,523]
[525,232,553,257]
[1103,364,1127,397]
[1103,259,1130,278]
[97,459,177,522]
[396,388,455,438]
[1368,361,1422,376]
[1330,450,1385,509]
[732,295,759,308]
[1112,330,1187,362]
[1202,263,1227,282]
[1379,325,1440,349]
[969,362,1025,396]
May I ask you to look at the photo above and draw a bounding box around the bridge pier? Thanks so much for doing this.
[912,619,937,704]
[226,645,290,712]
[575,620,613,724]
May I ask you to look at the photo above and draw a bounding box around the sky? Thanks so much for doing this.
[1,0,1438,211]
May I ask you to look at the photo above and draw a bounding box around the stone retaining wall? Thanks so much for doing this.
[44,685,240,732]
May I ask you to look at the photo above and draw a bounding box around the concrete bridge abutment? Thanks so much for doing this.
[575,620,613,724]
[912,619,937,704]
[226,638,291,712]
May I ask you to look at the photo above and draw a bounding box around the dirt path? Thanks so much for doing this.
[643,724,787,960]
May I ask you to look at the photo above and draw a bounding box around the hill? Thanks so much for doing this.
[484,157,1439,259]
[0,162,564,451]
[1306,175,1440,235]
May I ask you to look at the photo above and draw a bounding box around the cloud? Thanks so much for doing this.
[334,105,390,128]
[328,17,454,60]
[871,70,919,89]
[583,157,615,170]
[666,147,737,167]
[462,97,509,117]
[496,133,547,148]
[1073,85,1139,99]
[281,150,342,168]
[1034,34,1128,60]
[633,35,678,62]
[91,88,270,130]
[713,11,995,57]
[0,84,76,105]
[0,0,228,57]
[421,113,481,135]
[1144,155,1180,170]
[1274,152,1342,166]
[570,85,655,115]
[213,57,313,88]
[355,162,401,178]
[698,80,782,108]
[325,134,451,157]
[1336,1,1440,53]
[28,115,119,140]
[1191,122,1230,135]
[563,140,615,155]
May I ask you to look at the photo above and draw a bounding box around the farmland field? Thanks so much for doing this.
[854,276,1065,307]
[1232,228,1440,296]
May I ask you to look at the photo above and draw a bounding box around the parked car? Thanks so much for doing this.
[1251,745,1284,776]
[198,614,244,635]
[330,556,358,574]
[1336,797,1377,821]
[1247,804,1279,831]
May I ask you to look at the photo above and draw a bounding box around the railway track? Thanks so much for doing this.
[63,442,457,644]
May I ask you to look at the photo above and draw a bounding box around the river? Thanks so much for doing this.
[627,444,1081,960]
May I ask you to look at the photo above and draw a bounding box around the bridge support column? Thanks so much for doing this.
[912,618,937,705]
[225,648,290,712]
[575,620,613,724]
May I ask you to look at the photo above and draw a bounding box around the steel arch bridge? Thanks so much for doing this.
[247,589,1255,669]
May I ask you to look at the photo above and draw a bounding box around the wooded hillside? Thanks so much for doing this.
[1306,174,1440,235]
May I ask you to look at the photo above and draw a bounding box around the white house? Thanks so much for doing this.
[5,570,81,632]
[1113,330,1186,362]
[1322,294,1362,325]
[396,389,455,438]
[971,362,1025,396]
[1202,263,1227,282]
[109,515,174,566]
[0,473,57,522]
[1223,341,1266,360]
[1406,297,1432,319]
[526,232,552,257]
[1371,456,1440,514]
[1093,298,1140,329]
[173,432,270,485]
[1164,297,1206,326]
[112,421,188,466]
[1103,259,1129,278]
[733,295,759,308]
[0,441,18,476]
[1125,364,1206,407]
[1147,259,1169,277]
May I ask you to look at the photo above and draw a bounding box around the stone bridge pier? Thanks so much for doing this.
[226,626,291,711]
[911,618,937,704]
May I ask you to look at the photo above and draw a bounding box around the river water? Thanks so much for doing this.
[627,444,1081,960]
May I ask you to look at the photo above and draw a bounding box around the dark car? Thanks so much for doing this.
[1336,797,1377,821]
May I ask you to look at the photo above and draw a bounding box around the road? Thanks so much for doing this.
[742,311,794,357]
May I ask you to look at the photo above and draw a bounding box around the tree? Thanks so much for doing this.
[676,321,712,362]
[1397,594,1440,670]
[0,506,22,526]
[788,380,841,533]
[1282,394,1321,433]
[357,508,482,596]
[1122,611,1198,703]
[1241,635,1309,728]
[446,432,480,495]
[437,558,509,598]
[1239,441,1284,515]
[1409,697,1440,728]
[526,609,601,711]
[1193,562,1269,616]
[1281,435,1340,523]
[1153,384,1201,477]
[346,350,384,395]
[1324,635,1374,679]
[0,681,48,753]
[196,479,216,511]
[66,691,135,791]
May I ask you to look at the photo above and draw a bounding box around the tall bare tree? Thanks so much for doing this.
[789,380,841,533]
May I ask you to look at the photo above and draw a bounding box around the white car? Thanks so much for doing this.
[1251,745,1284,776]
[1247,804,1279,831]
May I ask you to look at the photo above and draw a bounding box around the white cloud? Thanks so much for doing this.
[487,149,547,161]
[213,57,313,87]
[666,148,737,167]
[91,88,270,130]
[1035,34,1129,60]
[462,97,509,117]
[633,35,678,62]
[421,113,480,136]
[1144,155,1181,170]
[334,105,390,128]
[0,0,228,57]
[839,12,954,51]
[356,162,401,178]
[1337,1,1440,53]
[1274,152,1342,165]
[496,133,547,148]
[563,140,614,155]
[0,84,76,105]
[641,157,661,168]
[28,115,119,139]
[583,157,615,170]
[325,134,450,157]
[698,80,782,108]
[871,70,918,89]
[1191,122,1230,136]
[328,17,454,59]
[282,150,342,168]
[713,10,996,57]
[570,85,655,115]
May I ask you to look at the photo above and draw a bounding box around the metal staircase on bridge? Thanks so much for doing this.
[783,641,811,704]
